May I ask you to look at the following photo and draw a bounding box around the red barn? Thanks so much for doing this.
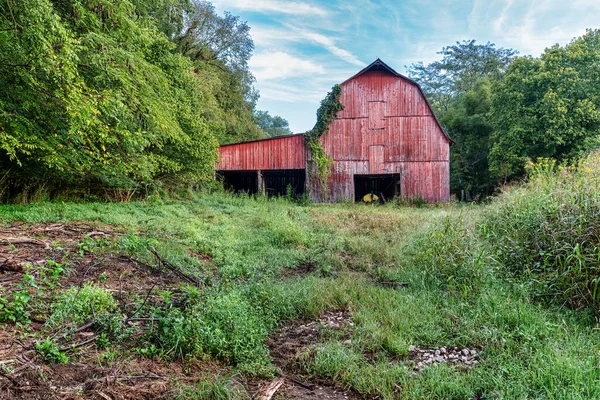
[217,59,452,202]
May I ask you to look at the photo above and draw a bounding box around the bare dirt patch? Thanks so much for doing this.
[0,222,219,399]
[281,261,317,279]
[254,310,362,400]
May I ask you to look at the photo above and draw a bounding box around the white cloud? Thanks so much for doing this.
[302,30,365,66]
[284,25,365,66]
[249,51,325,80]
[212,0,328,16]
[250,24,365,67]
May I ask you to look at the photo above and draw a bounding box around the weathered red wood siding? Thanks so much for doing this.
[314,69,451,202]
[217,135,306,171]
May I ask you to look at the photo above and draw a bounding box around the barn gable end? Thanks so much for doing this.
[314,59,451,202]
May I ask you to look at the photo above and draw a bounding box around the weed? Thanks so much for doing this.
[48,284,117,327]
[36,338,69,364]
[0,290,31,324]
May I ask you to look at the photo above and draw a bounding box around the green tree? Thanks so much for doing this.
[409,40,517,199]
[254,111,292,137]
[173,0,263,144]
[0,0,219,200]
[490,30,600,181]
[407,40,517,115]
[443,80,494,199]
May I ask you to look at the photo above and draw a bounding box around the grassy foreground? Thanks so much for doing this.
[0,189,599,399]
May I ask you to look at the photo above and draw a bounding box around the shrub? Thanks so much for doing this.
[482,151,600,310]
[149,288,273,374]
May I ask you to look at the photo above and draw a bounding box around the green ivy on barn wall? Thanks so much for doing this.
[306,84,344,199]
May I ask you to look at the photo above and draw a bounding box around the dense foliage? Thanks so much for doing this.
[254,110,293,137]
[483,152,600,311]
[490,30,600,181]
[410,31,600,199]
[0,0,292,202]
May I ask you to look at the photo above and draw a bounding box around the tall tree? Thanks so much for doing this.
[408,41,517,199]
[444,80,494,199]
[490,29,600,181]
[407,40,517,115]
[254,111,292,137]
[173,0,263,144]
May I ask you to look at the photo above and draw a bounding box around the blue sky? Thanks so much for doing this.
[211,0,600,133]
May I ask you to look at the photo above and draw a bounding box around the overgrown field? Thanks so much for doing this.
[1,154,600,399]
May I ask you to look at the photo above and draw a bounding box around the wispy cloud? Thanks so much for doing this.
[212,0,328,16]
[285,25,364,66]
[249,51,325,80]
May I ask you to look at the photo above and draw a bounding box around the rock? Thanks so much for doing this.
[343,339,352,345]
[462,349,470,356]
[440,346,447,354]
[434,349,441,356]
[409,345,416,352]
[470,349,477,356]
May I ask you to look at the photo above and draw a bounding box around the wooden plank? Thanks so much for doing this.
[368,102,385,130]
[369,145,384,174]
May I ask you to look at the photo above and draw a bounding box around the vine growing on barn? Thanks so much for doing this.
[306,84,344,197]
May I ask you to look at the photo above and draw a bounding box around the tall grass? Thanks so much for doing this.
[482,152,600,311]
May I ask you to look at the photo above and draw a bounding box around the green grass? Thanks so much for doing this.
[1,192,599,399]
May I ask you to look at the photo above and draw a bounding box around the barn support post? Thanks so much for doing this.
[257,170,265,195]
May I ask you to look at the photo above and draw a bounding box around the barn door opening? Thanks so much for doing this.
[218,171,259,194]
[262,169,306,198]
[354,174,400,203]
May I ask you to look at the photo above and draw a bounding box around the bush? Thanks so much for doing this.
[149,288,273,373]
[482,152,600,311]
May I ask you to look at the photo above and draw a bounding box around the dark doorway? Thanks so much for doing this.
[218,171,258,194]
[354,174,400,203]
[263,169,306,198]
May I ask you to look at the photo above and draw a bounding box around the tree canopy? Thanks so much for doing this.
[410,33,600,199]
[0,0,274,201]
[254,110,293,137]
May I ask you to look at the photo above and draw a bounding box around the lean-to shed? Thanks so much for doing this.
[217,59,452,202]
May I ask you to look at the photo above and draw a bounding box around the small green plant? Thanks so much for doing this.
[36,338,69,364]
[77,234,109,256]
[48,284,117,327]
[0,290,31,324]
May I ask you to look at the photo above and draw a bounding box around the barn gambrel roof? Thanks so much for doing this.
[342,59,454,144]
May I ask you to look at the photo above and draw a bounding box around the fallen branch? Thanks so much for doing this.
[59,335,97,352]
[150,248,199,286]
[0,237,48,246]
[257,378,284,400]
[287,376,314,390]
[128,282,157,318]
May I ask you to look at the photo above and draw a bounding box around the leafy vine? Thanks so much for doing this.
[306,84,344,197]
